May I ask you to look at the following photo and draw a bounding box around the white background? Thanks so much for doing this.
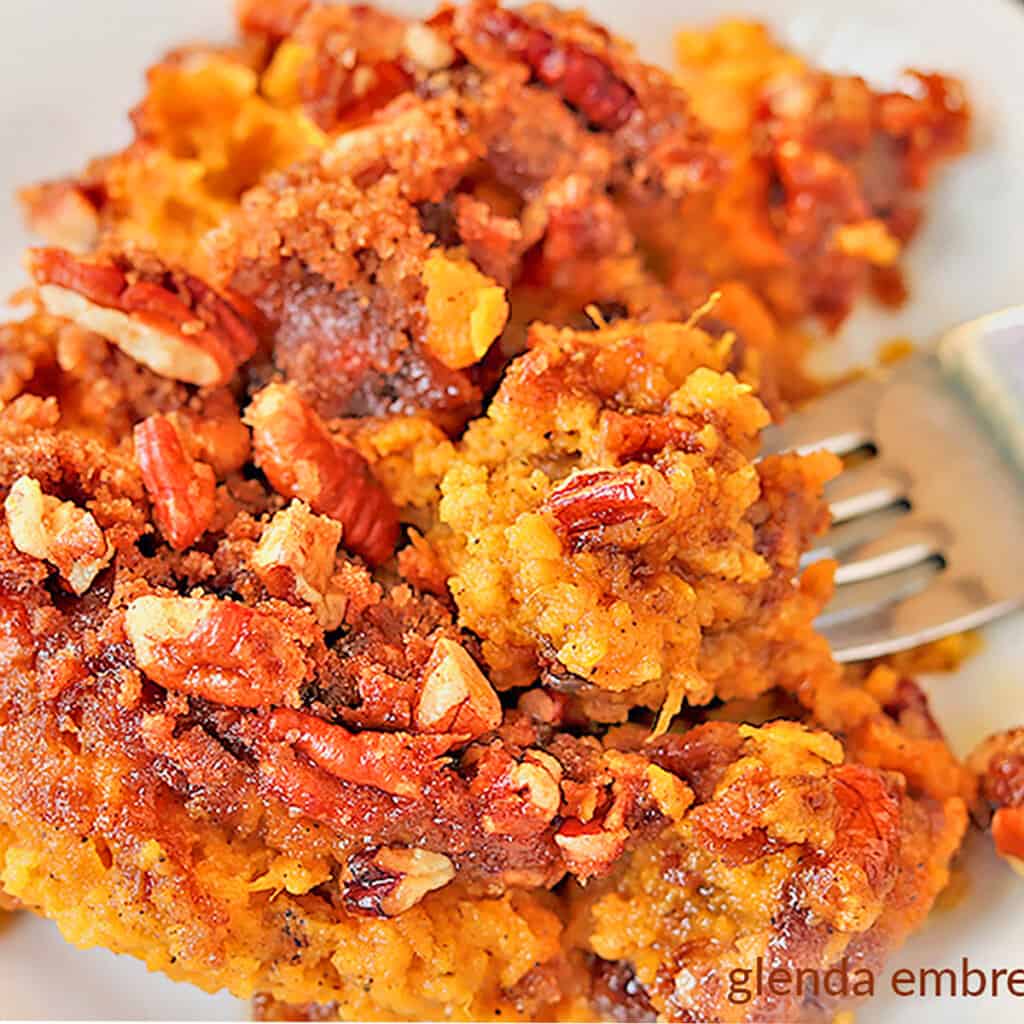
[0,0,1022,1019]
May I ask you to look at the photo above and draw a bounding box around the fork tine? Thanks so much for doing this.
[822,576,1011,662]
[804,505,909,564]
[832,517,945,586]
[816,559,939,628]
[826,460,908,523]
[760,375,883,457]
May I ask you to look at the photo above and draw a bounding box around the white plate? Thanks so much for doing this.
[0,0,1022,1019]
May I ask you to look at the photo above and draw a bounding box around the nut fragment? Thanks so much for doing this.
[478,749,563,836]
[236,0,310,38]
[402,23,455,72]
[124,595,310,707]
[267,707,454,798]
[246,382,400,566]
[834,218,900,265]
[252,501,346,629]
[969,728,1024,875]
[422,250,509,370]
[134,415,217,551]
[415,637,502,740]
[343,845,455,917]
[19,180,101,252]
[554,819,628,880]
[516,688,570,727]
[513,762,563,821]
[166,398,251,478]
[542,465,675,548]
[4,476,113,594]
[28,247,257,387]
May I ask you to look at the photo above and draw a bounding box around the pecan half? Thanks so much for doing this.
[134,415,217,551]
[797,763,902,931]
[27,247,257,387]
[415,637,502,740]
[4,475,113,595]
[828,764,902,889]
[124,596,310,707]
[267,708,454,799]
[246,382,400,566]
[252,502,346,629]
[542,465,675,548]
[469,6,638,131]
[342,845,455,917]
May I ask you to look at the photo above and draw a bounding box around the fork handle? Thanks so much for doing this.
[939,306,1024,478]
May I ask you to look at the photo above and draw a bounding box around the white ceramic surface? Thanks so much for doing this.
[0,0,1022,1019]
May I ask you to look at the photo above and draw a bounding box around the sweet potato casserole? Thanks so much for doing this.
[0,1,1013,1021]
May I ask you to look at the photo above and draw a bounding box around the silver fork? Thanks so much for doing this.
[761,307,1024,661]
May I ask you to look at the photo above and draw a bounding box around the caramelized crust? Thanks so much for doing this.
[666,21,969,329]
[573,722,966,1023]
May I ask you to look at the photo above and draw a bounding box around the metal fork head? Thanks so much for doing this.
[761,319,1024,662]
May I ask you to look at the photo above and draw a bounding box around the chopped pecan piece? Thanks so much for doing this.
[266,708,454,799]
[422,251,509,370]
[474,748,563,836]
[4,475,113,595]
[342,846,455,917]
[290,4,413,132]
[246,382,400,566]
[252,502,346,629]
[27,247,257,386]
[134,415,216,551]
[969,728,1024,874]
[237,0,311,40]
[166,397,251,478]
[124,596,310,707]
[517,688,570,728]
[554,819,628,881]
[453,193,526,285]
[415,637,502,740]
[402,23,455,72]
[542,465,675,548]
[19,180,101,252]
